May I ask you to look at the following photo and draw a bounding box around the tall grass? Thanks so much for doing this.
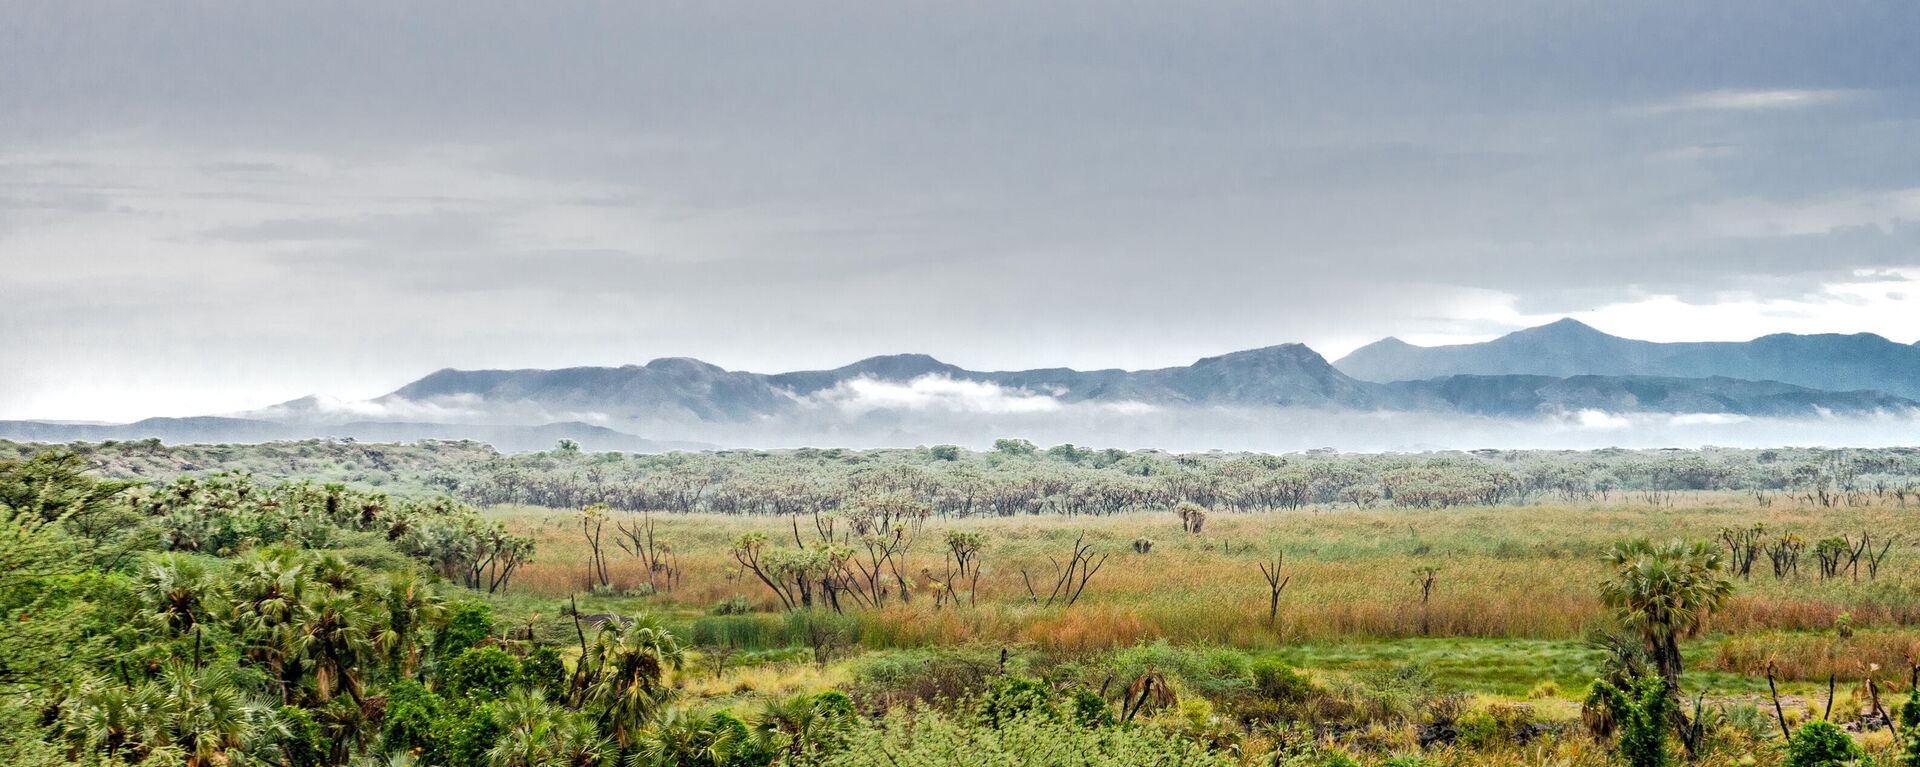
[499,497,1920,650]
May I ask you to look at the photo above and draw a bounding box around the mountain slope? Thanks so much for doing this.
[11,331,1916,451]
[1337,319,1920,399]
[376,344,1384,420]
[1383,375,1916,417]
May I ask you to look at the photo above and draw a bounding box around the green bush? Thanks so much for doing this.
[1785,720,1861,767]
[436,602,494,657]
[1588,675,1672,767]
[827,709,1239,766]
[849,647,1002,709]
[1454,709,1501,749]
[1239,658,1320,722]
[1109,641,1252,699]
[379,679,443,753]
[1252,659,1316,705]
[428,703,502,767]
[1068,687,1116,728]
[440,646,521,700]
[521,644,567,692]
[274,705,330,767]
[981,676,1059,727]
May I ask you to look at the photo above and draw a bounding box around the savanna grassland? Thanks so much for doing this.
[7,438,1920,767]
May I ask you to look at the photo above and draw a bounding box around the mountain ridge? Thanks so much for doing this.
[1335,319,1920,399]
[9,321,1917,451]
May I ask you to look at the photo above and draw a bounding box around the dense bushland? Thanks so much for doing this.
[5,443,1919,766]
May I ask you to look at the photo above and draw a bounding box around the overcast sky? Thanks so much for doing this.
[4,1,1920,421]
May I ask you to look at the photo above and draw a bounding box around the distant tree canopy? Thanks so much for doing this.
[9,440,1920,520]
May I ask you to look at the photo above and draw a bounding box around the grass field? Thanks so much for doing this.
[485,494,1920,714]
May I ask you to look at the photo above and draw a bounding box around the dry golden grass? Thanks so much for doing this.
[494,496,1920,652]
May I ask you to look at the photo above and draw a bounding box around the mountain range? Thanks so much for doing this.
[4,320,1916,451]
[1336,318,1920,399]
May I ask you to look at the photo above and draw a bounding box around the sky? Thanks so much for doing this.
[4,1,1920,422]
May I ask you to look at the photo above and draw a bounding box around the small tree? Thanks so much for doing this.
[1411,566,1439,635]
[1898,681,1920,766]
[1784,719,1860,767]
[1588,675,1673,767]
[579,504,612,590]
[1258,552,1291,626]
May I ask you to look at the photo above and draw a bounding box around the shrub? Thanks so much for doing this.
[709,710,772,767]
[982,675,1059,726]
[1252,660,1316,705]
[379,679,443,753]
[1109,641,1252,700]
[521,644,567,692]
[1320,663,1441,726]
[710,596,754,615]
[830,708,1240,766]
[440,646,522,700]
[428,703,502,767]
[814,690,856,719]
[850,647,1003,709]
[275,705,329,767]
[1239,659,1319,723]
[1784,720,1860,767]
[1589,675,1673,767]
[1900,692,1920,766]
[1454,710,1501,750]
[436,602,494,657]
[1068,687,1116,728]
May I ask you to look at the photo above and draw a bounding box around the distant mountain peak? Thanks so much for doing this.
[1193,343,1328,367]
[839,353,960,376]
[1510,317,1612,339]
[645,357,727,373]
[1333,318,1920,398]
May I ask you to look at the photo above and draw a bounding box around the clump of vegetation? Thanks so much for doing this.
[1783,719,1860,767]
[8,440,1920,766]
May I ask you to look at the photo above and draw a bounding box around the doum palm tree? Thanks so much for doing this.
[1599,538,1734,753]
[1600,539,1734,690]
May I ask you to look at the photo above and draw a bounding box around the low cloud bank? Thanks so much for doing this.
[238,385,1920,453]
[669,406,1920,453]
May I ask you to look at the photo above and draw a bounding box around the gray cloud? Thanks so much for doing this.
[4,1,1920,421]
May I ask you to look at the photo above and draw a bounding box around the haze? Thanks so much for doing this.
[4,2,1920,423]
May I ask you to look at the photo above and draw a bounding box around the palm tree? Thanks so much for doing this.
[156,664,258,767]
[228,549,313,703]
[1599,538,1733,755]
[754,693,852,766]
[485,688,611,767]
[60,674,156,763]
[376,568,446,679]
[292,587,378,705]
[136,554,222,636]
[631,707,742,767]
[1599,539,1735,692]
[580,616,684,746]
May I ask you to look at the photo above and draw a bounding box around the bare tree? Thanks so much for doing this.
[1020,534,1110,608]
[1719,524,1764,580]
[578,503,612,590]
[934,530,986,609]
[1412,565,1440,635]
[615,510,672,592]
[1258,552,1291,626]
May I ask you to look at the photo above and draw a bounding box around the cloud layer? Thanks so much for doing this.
[4,2,1920,422]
